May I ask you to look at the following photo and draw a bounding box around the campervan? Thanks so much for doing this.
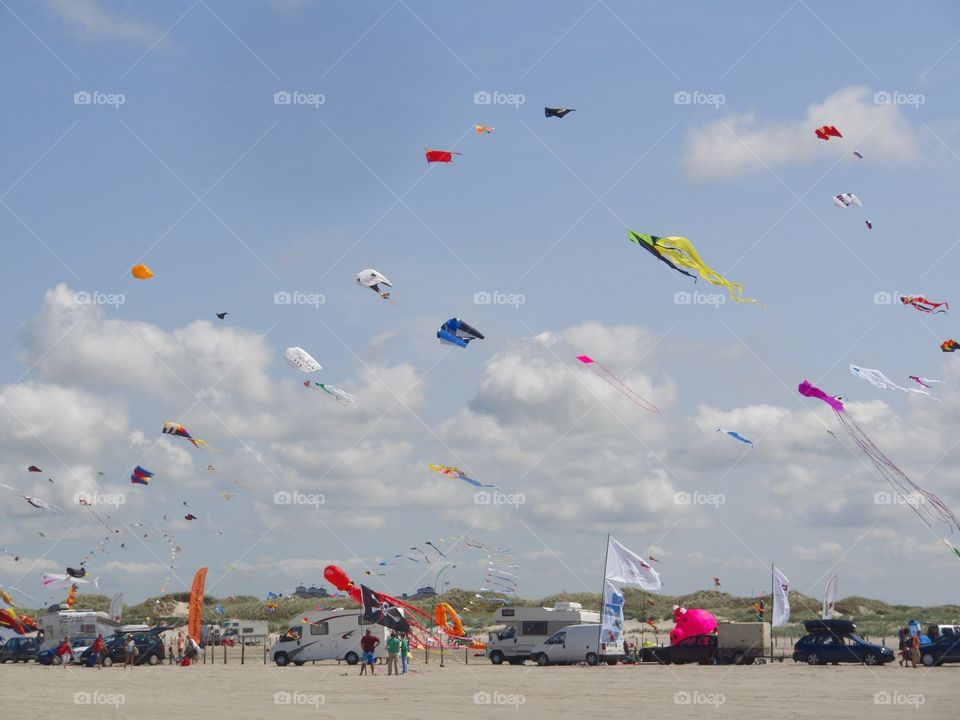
[270,610,389,666]
[485,602,601,665]
[36,610,118,652]
[529,623,625,666]
[221,620,269,645]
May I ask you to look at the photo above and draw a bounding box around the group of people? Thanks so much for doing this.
[358,629,411,676]
[54,633,136,668]
[171,631,201,666]
[897,627,923,668]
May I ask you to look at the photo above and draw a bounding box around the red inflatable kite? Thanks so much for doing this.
[815,125,842,140]
[425,149,461,164]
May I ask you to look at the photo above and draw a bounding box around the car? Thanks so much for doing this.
[920,635,960,667]
[80,631,166,667]
[647,634,718,665]
[36,635,97,665]
[0,637,39,663]
[792,633,895,666]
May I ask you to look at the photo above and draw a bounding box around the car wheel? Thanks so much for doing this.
[507,658,525,665]
[806,653,820,666]
[606,658,618,666]
[344,652,359,666]
[862,653,878,666]
[52,655,62,666]
[147,654,159,666]
[732,650,746,665]
[274,652,289,667]
[922,653,936,667]
[294,661,305,667]
[488,651,504,665]
[102,657,113,668]
[585,653,598,666]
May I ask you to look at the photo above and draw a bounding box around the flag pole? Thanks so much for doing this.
[599,534,611,663]
[770,562,775,659]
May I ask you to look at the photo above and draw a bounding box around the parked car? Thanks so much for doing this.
[793,622,894,666]
[920,635,960,667]
[36,635,96,665]
[80,631,165,667]
[0,637,39,663]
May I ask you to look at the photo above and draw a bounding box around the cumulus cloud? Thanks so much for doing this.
[683,86,925,180]
[45,0,157,43]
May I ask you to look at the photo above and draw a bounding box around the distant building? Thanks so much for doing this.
[400,586,437,601]
[294,585,330,598]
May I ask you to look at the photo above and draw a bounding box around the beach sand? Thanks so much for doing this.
[2,651,956,719]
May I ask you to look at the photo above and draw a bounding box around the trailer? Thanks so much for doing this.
[269,610,389,666]
[485,602,601,665]
[715,622,770,664]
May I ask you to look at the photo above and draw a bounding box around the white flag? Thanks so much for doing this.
[601,580,625,646]
[772,566,790,627]
[110,592,123,622]
[821,575,838,619]
[606,536,661,592]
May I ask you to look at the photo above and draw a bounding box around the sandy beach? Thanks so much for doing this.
[2,653,956,719]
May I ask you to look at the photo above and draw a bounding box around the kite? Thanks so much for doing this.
[131,264,154,279]
[942,340,960,353]
[850,365,931,396]
[27,466,41,473]
[42,573,100,589]
[66,567,85,578]
[162,422,207,449]
[428,464,503,492]
[284,346,322,372]
[304,380,357,406]
[833,193,862,208]
[865,220,873,230]
[437,317,484,348]
[853,151,863,159]
[110,593,123,622]
[475,124,494,134]
[576,355,659,413]
[717,428,753,446]
[207,465,250,490]
[425,149,461,163]
[713,577,722,588]
[216,312,228,319]
[545,107,575,118]
[815,125,842,140]
[627,230,758,304]
[648,556,659,563]
[214,604,225,616]
[394,554,419,563]
[130,466,154,485]
[424,541,446,558]
[410,547,430,563]
[184,514,197,521]
[0,483,63,511]
[908,376,939,389]
[474,594,508,604]
[798,379,960,533]
[901,296,949,314]
[645,617,659,630]
[220,492,235,501]
[188,567,208,642]
[356,268,393,299]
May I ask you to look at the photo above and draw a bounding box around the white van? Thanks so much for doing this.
[529,623,624,666]
[270,610,389,666]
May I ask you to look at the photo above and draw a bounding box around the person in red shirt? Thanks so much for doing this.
[55,636,72,669]
[359,630,380,676]
[91,634,107,669]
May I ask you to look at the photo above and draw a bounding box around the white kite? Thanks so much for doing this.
[41,573,100,589]
[284,347,321,373]
[833,193,863,208]
[850,365,934,397]
[356,268,393,300]
[304,380,357,406]
[0,483,63,512]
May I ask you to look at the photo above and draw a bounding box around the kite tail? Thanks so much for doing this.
[588,362,660,413]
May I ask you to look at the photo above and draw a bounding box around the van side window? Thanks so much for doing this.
[522,622,548,635]
[310,622,329,636]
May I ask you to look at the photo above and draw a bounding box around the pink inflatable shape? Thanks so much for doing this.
[669,606,719,645]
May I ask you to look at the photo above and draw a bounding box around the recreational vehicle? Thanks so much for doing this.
[36,609,118,652]
[270,610,389,666]
[485,602,600,665]
[221,620,269,645]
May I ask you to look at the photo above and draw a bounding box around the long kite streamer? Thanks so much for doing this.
[576,355,659,413]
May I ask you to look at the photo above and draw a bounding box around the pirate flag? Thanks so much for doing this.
[361,584,410,633]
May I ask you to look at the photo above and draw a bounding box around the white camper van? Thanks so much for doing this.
[270,610,389,666]
[37,610,118,652]
[485,602,601,665]
[528,623,624,666]
[221,620,269,645]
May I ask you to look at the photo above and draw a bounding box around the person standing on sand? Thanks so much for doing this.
[176,632,185,663]
[910,632,921,668]
[124,635,138,668]
[359,630,380,676]
[386,632,400,675]
[55,636,72,668]
[91,634,106,669]
[897,628,908,667]
[400,632,410,675]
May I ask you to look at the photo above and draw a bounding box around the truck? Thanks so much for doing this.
[643,622,770,665]
[528,623,625,666]
[269,610,389,666]
[485,602,601,665]
[221,620,269,645]
[36,609,118,652]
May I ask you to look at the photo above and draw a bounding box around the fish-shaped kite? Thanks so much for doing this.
[908,376,940,389]
[545,107,575,118]
[428,464,503,492]
[717,428,753,446]
[902,296,948,314]
[162,422,207,449]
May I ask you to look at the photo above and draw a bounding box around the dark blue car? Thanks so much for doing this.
[920,635,960,667]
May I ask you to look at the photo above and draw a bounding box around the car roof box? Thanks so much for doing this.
[803,619,856,634]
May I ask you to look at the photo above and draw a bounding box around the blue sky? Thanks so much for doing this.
[1,0,960,611]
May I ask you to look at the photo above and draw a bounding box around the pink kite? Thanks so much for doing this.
[798,380,844,412]
[576,355,659,413]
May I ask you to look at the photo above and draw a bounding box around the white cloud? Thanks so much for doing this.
[683,86,925,180]
[45,0,157,43]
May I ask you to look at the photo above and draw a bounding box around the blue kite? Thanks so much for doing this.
[717,428,753,447]
[437,318,484,348]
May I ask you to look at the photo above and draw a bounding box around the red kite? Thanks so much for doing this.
[425,149,461,164]
[815,125,842,140]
